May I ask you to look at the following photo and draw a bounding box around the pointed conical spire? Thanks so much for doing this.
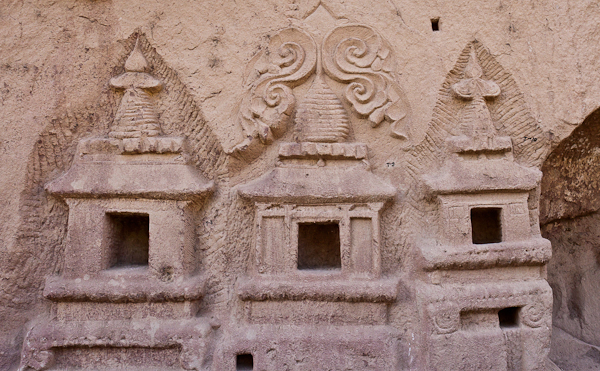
[296,73,350,142]
[453,46,500,100]
[124,38,149,73]
[451,45,501,141]
[109,37,163,139]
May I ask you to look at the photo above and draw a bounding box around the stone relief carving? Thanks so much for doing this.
[296,72,350,142]
[411,40,552,371]
[451,48,501,146]
[322,24,411,139]
[109,38,163,139]
[230,6,412,156]
[18,33,220,371]
[236,28,317,147]
[429,303,460,335]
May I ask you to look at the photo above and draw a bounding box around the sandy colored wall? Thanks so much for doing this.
[2,0,600,369]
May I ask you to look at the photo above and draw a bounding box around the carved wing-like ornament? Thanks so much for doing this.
[322,25,412,140]
[235,28,317,150]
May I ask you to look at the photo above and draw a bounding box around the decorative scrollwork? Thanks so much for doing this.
[322,24,412,140]
[233,28,317,153]
[521,302,545,328]
[429,303,460,334]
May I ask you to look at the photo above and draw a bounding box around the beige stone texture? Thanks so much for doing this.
[2,0,600,370]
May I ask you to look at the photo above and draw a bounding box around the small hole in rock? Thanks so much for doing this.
[431,18,440,31]
[499,307,520,328]
[236,353,253,370]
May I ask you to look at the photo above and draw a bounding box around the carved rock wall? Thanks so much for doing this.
[541,108,600,365]
[2,0,600,370]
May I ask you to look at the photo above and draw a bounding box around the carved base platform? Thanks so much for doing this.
[20,318,213,371]
[213,324,402,371]
[417,279,552,371]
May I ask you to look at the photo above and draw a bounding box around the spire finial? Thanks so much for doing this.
[108,36,163,139]
[124,37,149,73]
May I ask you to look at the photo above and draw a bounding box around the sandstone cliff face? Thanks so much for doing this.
[1,0,600,370]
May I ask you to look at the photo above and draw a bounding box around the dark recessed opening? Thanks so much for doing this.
[236,353,253,371]
[108,213,149,268]
[471,208,502,244]
[499,307,520,328]
[297,222,341,270]
[431,18,440,31]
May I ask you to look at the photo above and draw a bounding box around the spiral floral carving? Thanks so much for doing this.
[234,28,317,152]
[521,302,545,328]
[430,304,460,334]
[322,25,412,140]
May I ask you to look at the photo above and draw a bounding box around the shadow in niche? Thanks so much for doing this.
[540,107,600,369]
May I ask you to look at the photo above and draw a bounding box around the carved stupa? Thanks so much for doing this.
[232,51,401,369]
[109,38,163,139]
[417,43,552,371]
[21,36,215,371]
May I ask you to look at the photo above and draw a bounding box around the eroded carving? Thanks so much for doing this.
[451,47,501,146]
[235,27,317,150]
[521,302,545,328]
[322,24,411,139]
[230,8,413,157]
[414,40,552,371]
[19,34,216,371]
[429,303,460,335]
[109,38,163,139]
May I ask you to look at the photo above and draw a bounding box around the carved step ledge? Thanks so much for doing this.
[44,272,205,303]
[278,142,368,159]
[238,276,401,303]
[214,324,401,370]
[418,237,552,271]
[20,318,213,371]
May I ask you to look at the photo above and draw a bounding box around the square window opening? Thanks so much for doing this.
[107,213,149,268]
[236,353,253,371]
[471,208,502,244]
[498,307,520,328]
[297,222,341,270]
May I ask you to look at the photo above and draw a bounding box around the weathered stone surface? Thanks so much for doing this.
[2,0,600,370]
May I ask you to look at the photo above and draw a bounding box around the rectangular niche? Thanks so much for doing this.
[471,208,502,244]
[297,222,341,270]
[498,307,521,328]
[252,203,383,277]
[236,353,254,370]
[107,213,150,268]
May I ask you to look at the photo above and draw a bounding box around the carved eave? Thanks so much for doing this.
[46,138,213,200]
[47,161,213,201]
[238,276,401,303]
[424,159,541,195]
[238,162,396,204]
